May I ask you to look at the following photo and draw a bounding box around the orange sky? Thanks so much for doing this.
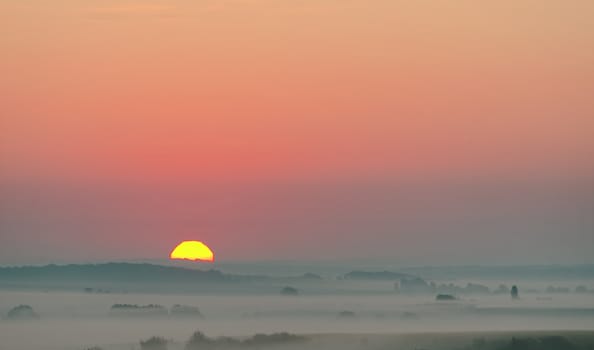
[1,1,593,264]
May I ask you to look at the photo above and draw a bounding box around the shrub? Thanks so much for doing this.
[243,332,307,346]
[185,331,213,350]
[436,294,456,301]
[140,336,168,350]
[110,304,167,317]
[184,330,307,349]
[280,286,299,296]
[6,305,38,320]
[214,336,241,347]
[464,336,577,350]
[171,304,203,318]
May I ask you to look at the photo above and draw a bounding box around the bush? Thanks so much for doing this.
[503,336,575,350]
[436,294,456,301]
[6,305,38,320]
[280,286,299,296]
[463,336,577,350]
[110,304,167,317]
[214,336,241,347]
[111,304,166,310]
[185,331,213,350]
[184,330,307,349]
[140,336,168,350]
[243,332,307,346]
[171,304,203,318]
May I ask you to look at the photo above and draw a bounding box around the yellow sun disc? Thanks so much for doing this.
[170,241,215,262]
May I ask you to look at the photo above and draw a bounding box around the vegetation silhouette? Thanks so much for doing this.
[342,270,414,280]
[184,330,307,349]
[140,336,168,350]
[185,331,215,349]
[243,332,307,346]
[280,286,299,296]
[110,304,167,317]
[461,336,578,350]
[5,304,38,320]
[300,272,322,280]
[436,294,456,301]
[170,304,203,318]
[0,263,228,283]
[511,285,519,299]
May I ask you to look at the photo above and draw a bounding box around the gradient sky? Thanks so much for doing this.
[1,1,593,265]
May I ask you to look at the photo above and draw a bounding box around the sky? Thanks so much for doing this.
[1,0,593,265]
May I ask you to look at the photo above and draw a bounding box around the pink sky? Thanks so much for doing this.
[1,1,593,264]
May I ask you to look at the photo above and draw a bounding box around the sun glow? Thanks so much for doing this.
[170,241,214,262]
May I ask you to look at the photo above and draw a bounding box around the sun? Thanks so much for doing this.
[170,241,215,262]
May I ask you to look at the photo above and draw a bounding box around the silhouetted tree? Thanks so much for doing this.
[511,285,519,299]
[503,336,575,350]
[280,286,299,295]
[185,331,213,350]
[243,332,307,345]
[575,285,588,293]
[110,304,167,317]
[301,272,322,280]
[398,277,434,294]
[171,305,203,318]
[436,294,456,301]
[140,336,167,350]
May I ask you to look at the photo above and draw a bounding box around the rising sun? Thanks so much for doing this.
[170,241,215,262]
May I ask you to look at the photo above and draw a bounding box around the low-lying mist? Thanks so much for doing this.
[1,263,593,350]
[1,291,594,350]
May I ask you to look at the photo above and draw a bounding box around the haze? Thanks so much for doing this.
[3,2,594,350]
[2,0,593,265]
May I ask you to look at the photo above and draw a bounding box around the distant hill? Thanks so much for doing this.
[0,262,234,283]
[342,270,415,280]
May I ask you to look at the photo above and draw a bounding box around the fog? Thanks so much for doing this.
[1,267,594,350]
